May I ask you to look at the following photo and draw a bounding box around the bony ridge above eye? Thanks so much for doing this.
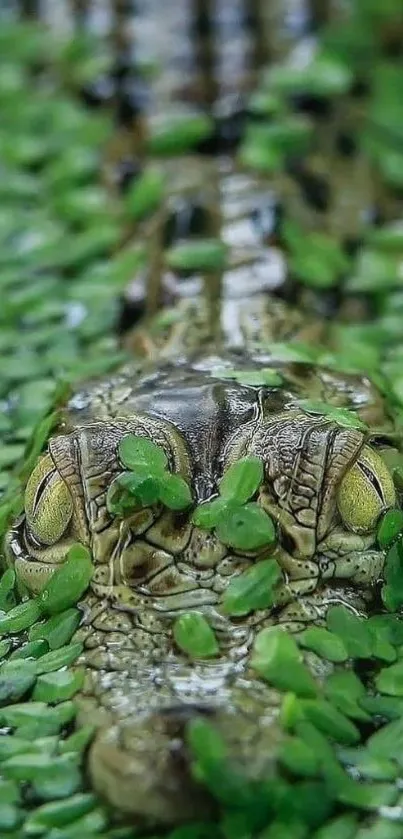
[337,445,396,534]
[24,453,73,546]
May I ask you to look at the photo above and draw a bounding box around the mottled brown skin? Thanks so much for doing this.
[6,306,399,824]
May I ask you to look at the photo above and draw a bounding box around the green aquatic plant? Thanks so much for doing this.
[192,456,276,551]
[106,434,193,516]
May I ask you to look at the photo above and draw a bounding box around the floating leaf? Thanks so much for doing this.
[38,544,93,615]
[382,541,403,612]
[299,699,360,745]
[213,368,283,387]
[297,627,348,663]
[298,401,367,431]
[0,568,16,612]
[216,503,276,551]
[10,640,49,661]
[221,559,282,617]
[324,671,370,722]
[147,114,214,155]
[173,613,219,659]
[378,509,403,548]
[326,606,373,659]
[23,792,97,834]
[279,737,319,778]
[375,660,403,696]
[29,608,81,649]
[218,457,263,504]
[125,166,165,222]
[33,669,85,703]
[165,239,228,273]
[251,628,318,697]
[35,642,83,675]
[0,599,41,634]
[0,659,37,704]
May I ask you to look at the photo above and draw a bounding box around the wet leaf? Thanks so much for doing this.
[166,239,228,273]
[213,368,283,387]
[324,671,370,722]
[299,699,360,745]
[326,606,373,658]
[382,541,403,611]
[297,628,348,663]
[377,509,403,548]
[29,608,81,649]
[10,640,49,661]
[0,659,37,704]
[173,613,219,658]
[216,503,276,551]
[298,401,367,431]
[221,558,282,617]
[0,598,41,634]
[279,737,320,777]
[218,457,263,504]
[59,725,95,755]
[147,114,214,155]
[251,628,318,697]
[39,544,93,615]
[35,642,83,675]
[33,669,84,703]
[125,166,165,221]
[23,793,97,834]
[375,659,403,696]
[191,497,230,529]
[119,434,168,473]
[159,473,193,510]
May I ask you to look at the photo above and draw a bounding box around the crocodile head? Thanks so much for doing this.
[8,355,397,615]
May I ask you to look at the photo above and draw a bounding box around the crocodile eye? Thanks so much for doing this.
[24,454,73,546]
[337,445,396,534]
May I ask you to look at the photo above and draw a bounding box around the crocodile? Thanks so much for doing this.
[3,4,403,829]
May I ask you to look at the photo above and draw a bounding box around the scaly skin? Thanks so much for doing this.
[5,164,400,825]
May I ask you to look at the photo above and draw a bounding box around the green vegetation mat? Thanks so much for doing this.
[0,3,403,837]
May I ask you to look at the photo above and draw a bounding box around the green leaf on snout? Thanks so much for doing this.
[192,497,230,529]
[218,456,263,504]
[251,628,318,697]
[118,469,162,507]
[118,434,168,474]
[216,503,276,551]
[173,613,219,658]
[221,558,282,617]
[159,473,193,510]
[298,401,368,432]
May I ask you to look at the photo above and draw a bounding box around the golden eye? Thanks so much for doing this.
[24,454,73,546]
[337,445,396,534]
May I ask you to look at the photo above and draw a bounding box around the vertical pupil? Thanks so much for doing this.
[357,461,384,504]
[32,470,56,516]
